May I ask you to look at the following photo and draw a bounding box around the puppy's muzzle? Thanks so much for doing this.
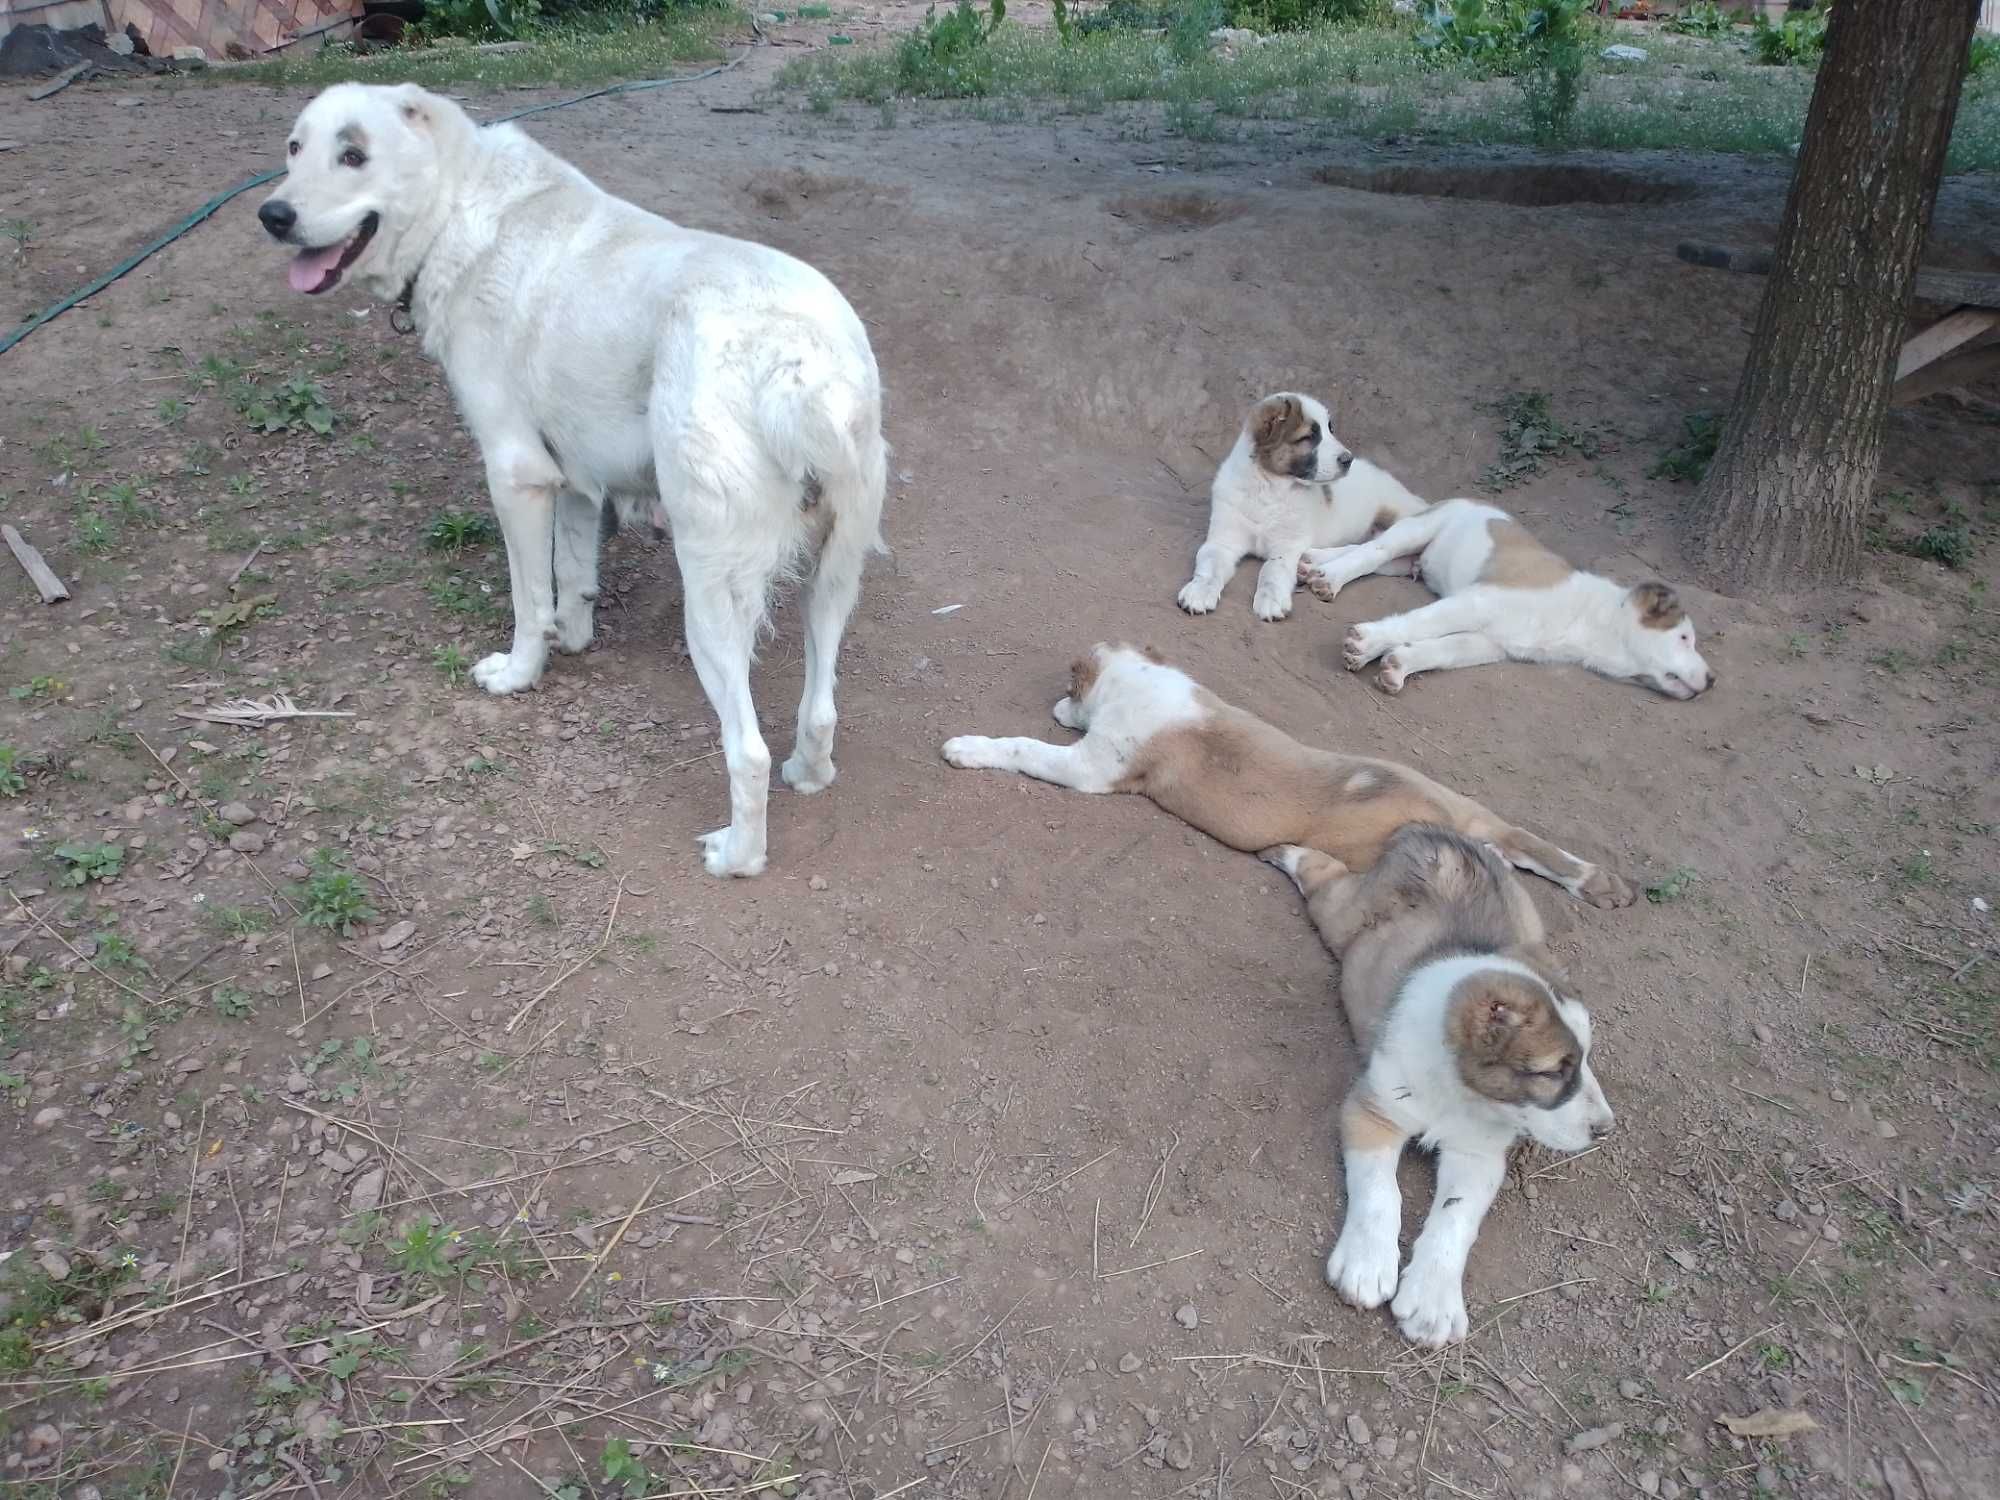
[259,200,299,242]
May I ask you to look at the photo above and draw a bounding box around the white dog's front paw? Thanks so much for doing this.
[1297,552,1345,602]
[1377,651,1409,695]
[941,735,1001,770]
[1390,1256,1469,1347]
[552,606,594,656]
[1051,696,1084,731]
[472,650,543,695]
[1325,1227,1401,1310]
[1253,583,1295,622]
[698,826,767,879]
[1177,579,1222,616]
[780,752,835,795]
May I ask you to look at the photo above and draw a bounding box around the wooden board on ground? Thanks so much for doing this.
[2,523,70,603]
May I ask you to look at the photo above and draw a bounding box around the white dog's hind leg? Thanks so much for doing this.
[1301,507,1446,600]
[1344,596,1491,672]
[551,490,604,655]
[782,540,863,796]
[1390,1146,1506,1347]
[1376,631,1506,694]
[1325,1090,1409,1310]
[940,734,1121,793]
[474,443,562,695]
[680,556,773,878]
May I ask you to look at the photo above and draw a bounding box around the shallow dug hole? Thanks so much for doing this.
[1314,163,1698,208]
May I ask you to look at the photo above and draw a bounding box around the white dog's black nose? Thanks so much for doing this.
[259,200,297,239]
[1591,1117,1616,1141]
[1334,450,1355,473]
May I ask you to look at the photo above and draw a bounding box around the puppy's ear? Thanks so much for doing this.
[1068,651,1104,705]
[1628,580,1683,630]
[397,83,435,129]
[1250,395,1302,450]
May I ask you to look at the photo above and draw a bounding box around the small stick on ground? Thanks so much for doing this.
[173,1100,211,1297]
[2,522,69,602]
[506,877,624,1034]
[564,1172,659,1307]
[10,892,155,1006]
[1684,1323,1781,1382]
[226,540,265,587]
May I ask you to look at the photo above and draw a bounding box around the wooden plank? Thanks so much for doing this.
[1895,308,2000,381]
[27,64,89,102]
[1676,242,2000,309]
[2,524,70,603]
[1892,345,2000,407]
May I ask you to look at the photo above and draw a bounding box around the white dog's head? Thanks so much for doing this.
[258,83,455,299]
[1050,641,1181,732]
[1448,965,1615,1153]
[1244,392,1354,485]
[1621,582,1715,700]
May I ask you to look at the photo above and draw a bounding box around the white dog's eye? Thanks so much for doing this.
[287,140,300,158]
[340,146,367,169]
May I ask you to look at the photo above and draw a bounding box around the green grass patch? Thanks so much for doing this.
[779,17,2000,167]
[222,11,732,90]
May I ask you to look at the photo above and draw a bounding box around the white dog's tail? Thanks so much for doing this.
[757,349,889,573]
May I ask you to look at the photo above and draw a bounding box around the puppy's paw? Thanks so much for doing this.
[1342,627,1375,673]
[698,826,767,879]
[471,650,542,696]
[1253,586,1294,623]
[1390,1257,1469,1347]
[552,604,595,656]
[1325,1230,1400,1311]
[1177,580,1221,616]
[1377,651,1408,694]
[941,735,1001,770]
[1577,867,1636,910]
[1260,844,1346,895]
[1052,696,1085,732]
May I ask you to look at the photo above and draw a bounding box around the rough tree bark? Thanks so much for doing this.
[1692,0,1980,595]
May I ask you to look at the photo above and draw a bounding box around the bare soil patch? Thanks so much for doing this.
[1313,163,1699,208]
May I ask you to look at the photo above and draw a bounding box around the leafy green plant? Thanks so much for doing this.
[1480,390,1599,490]
[1646,866,1698,904]
[1650,410,1721,483]
[1750,6,1826,67]
[299,850,379,935]
[1514,0,1588,145]
[1230,0,1382,27]
[1902,523,1972,570]
[600,1439,652,1497]
[389,1219,458,1281]
[1972,35,2000,78]
[897,0,1007,98]
[214,986,256,1020]
[235,374,337,436]
[433,644,472,685]
[425,509,501,553]
[1665,1,1730,37]
[54,841,124,886]
[0,746,26,798]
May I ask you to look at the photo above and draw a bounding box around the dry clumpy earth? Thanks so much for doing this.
[2,21,1999,1500]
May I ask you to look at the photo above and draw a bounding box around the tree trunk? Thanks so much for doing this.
[1691,0,1979,595]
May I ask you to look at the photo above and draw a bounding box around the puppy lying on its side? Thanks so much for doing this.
[1262,827,1615,1346]
[941,644,1634,909]
[1298,498,1715,698]
[1177,393,1428,622]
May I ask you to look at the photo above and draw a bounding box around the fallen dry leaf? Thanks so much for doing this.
[1717,1409,1818,1439]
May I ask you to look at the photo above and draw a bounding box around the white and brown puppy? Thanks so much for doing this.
[1261,825,1615,1346]
[1178,394,1428,621]
[941,644,1634,908]
[1298,499,1715,697]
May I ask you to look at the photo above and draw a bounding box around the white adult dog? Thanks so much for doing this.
[1177,393,1427,621]
[258,83,889,877]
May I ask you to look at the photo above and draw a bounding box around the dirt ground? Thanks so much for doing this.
[3,18,1999,1500]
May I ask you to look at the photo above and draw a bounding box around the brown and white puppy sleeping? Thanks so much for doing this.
[940,644,1634,909]
[1262,825,1615,1346]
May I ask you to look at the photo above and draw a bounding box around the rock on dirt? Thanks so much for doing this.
[1566,1421,1623,1453]
[1346,1413,1371,1445]
[347,1168,385,1214]
[1117,1352,1142,1373]
[228,830,265,854]
[219,801,257,825]
[1174,1302,1198,1329]
[31,1105,64,1129]
[378,920,418,952]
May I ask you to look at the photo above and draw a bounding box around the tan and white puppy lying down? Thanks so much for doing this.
[1298,498,1716,698]
[940,644,1634,909]
[1262,826,1614,1345]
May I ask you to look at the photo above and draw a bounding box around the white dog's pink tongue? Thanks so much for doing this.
[288,244,345,294]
